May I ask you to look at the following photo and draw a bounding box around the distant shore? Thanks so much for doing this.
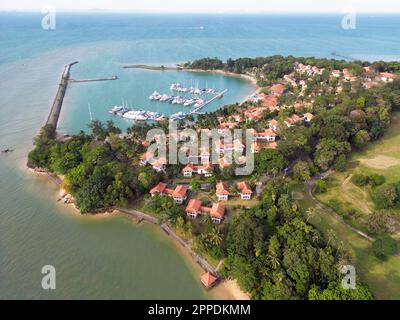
[122,64,259,86]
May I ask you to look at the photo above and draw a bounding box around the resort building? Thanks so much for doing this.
[379,72,396,83]
[140,153,167,172]
[270,84,285,96]
[214,139,245,154]
[182,162,212,177]
[262,94,278,110]
[332,70,341,78]
[284,114,305,128]
[216,182,230,201]
[150,182,188,204]
[254,129,277,142]
[236,181,253,200]
[185,200,226,224]
[201,272,218,288]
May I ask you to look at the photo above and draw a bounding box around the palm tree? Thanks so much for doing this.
[327,229,337,247]
[267,254,281,269]
[207,226,223,247]
[306,207,316,223]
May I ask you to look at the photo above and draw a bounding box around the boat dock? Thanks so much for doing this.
[69,76,118,83]
[191,89,228,114]
[46,61,79,129]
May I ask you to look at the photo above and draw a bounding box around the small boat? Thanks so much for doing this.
[184,99,195,106]
[116,107,130,116]
[149,91,162,101]
[194,99,205,108]
[170,111,187,121]
[1,149,13,154]
[108,106,124,114]
[159,94,171,102]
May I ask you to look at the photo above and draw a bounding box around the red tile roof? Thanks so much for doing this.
[185,199,202,214]
[262,95,278,109]
[150,182,167,194]
[216,182,230,195]
[270,84,285,96]
[256,129,277,138]
[237,181,253,194]
[210,203,225,219]
[172,185,188,198]
[201,272,218,287]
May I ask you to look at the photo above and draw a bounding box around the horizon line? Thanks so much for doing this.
[1,9,400,14]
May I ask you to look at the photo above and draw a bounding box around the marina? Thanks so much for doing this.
[109,83,228,122]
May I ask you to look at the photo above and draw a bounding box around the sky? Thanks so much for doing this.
[1,0,400,13]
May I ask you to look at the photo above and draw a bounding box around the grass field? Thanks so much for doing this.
[315,112,400,238]
[290,182,400,300]
[286,113,400,299]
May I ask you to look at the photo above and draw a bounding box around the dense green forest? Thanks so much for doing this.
[220,178,373,300]
[28,121,161,213]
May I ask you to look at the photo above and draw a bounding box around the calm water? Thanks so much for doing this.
[1,13,400,299]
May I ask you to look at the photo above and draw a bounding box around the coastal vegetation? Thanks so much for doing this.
[28,121,162,213]
[28,54,400,300]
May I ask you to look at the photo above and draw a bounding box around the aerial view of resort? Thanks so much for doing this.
[1,0,400,310]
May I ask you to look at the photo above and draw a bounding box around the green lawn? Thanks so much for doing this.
[315,112,400,238]
[290,182,400,300]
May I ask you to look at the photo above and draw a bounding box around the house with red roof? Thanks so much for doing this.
[236,181,253,200]
[182,162,212,177]
[379,72,396,83]
[140,152,167,172]
[185,199,203,219]
[284,114,305,127]
[216,182,230,201]
[332,70,341,78]
[269,84,285,96]
[214,139,244,154]
[150,182,188,204]
[254,128,277,142]
[262,94,278,110]
[185,200,226,224]
[201,272,218,288]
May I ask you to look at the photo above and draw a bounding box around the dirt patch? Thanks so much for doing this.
[341,178,373,214]
[292,191,304,200]
[359,156,400,170]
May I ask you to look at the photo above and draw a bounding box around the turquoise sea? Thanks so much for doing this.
[1,13,400,299]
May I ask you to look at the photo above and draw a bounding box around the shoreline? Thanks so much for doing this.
[27,167,250,300]
[122,63,260,90]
